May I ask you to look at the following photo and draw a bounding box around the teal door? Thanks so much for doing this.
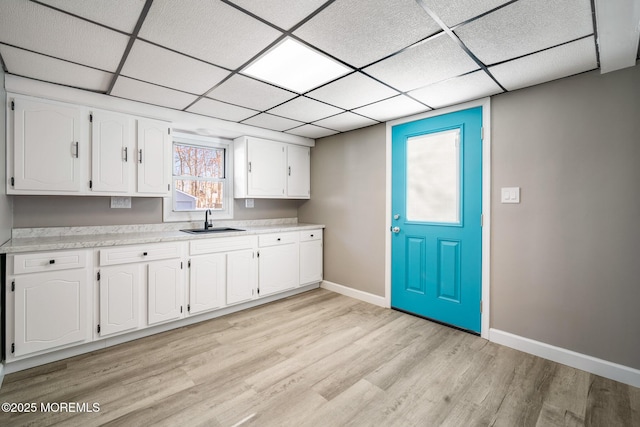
[391,107,482,333]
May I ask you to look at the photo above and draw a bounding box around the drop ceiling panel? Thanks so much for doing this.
[186,98,258,122]
[0,1,129,72]
[364,34,479,92]
[423,0,512,27]
[121,40,230,95]
[111,77,198,110]
[489,36,598,91]
[409,71,503,109]
[227,0,327,30]
[37,0,145,34]
[456,0,594,65]
[313,112,378,132]
[268,97,344,123]
[286,124,338,139]
[139,0,282,70]
[242,113,304,132]
[294,0,441,68]
[207,74,297,111]
[307,72,399,110]
[352,95,429,122]
[0,44,112,92]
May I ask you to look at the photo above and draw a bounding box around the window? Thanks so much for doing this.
[163,133,233,222]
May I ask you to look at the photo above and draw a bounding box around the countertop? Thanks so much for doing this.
[0,220,325,254]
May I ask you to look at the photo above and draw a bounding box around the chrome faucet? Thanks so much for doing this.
[204,209,212,230]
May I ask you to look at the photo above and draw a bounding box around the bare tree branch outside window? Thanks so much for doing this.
[173,143,225,211]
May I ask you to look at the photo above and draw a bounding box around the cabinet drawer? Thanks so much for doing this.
[13,250,87,275]
[299,229,322,242]
[258,232,299,247]
[100,242,182,266]
[190,235,257,255]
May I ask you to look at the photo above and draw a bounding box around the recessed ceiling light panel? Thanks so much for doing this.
[242,38,351,93]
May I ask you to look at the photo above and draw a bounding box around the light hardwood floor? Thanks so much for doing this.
[1,289,638,426]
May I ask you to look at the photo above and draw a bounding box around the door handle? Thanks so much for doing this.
[391,226,400,234]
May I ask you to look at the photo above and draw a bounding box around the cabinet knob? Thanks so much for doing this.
[310,234,314,238]
[49,259,55,264]
[277,238,281,241]
[143,252,148,256]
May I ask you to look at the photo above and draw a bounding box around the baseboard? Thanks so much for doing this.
[489,328,640,388]
[0,363,4,389]
[321,280,387,307]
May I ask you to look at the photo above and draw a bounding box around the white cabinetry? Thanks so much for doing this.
[299,229,323,285]
[97,242,184,337]
[258,232,299,296]
[90,110,133,193]
[234,136,310,199]
[6,250,92,358]
[137,118,171,195]
[10,97,83,193]
[187,235,258,313]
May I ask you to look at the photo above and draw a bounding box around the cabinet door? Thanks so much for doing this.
[148,259,184,325]
[247,138,286,197]
[300,240,323,285]
[91,110,132,193]
[137,118,170,195]
[189,254,226,315]
[12,98,82,192]
[287,145,310,198]
[227,249,257,305]
[13,270,89,357]
[259,244,299,297]
[99,264,140,336]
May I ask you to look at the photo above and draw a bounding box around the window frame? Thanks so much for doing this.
[163,132,234,222]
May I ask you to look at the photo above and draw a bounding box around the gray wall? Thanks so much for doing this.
[0,66,11,243]
[301,64,640,370]
[491,64,640,369]
[299,124,386,297]
[12,196,300,228]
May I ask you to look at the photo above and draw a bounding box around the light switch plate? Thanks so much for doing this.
[501,187,520,204]
[111,196,132,209]
[245,198,255,208]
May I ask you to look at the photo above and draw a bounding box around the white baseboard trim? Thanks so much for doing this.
[490,328,640,388]
[321,280,387,307]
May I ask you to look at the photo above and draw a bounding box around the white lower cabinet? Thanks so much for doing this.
[227,249,257,305]
[6,250,92,359]
[97,242,184,337]
[188,254,226,315]
[99,264,140,336]
[258,232,299,297]
[148,259,184,325]
[300,229,323,285]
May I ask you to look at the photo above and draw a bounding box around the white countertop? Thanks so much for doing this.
[0,221,324,254]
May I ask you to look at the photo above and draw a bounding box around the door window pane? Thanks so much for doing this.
[406,129,460,223]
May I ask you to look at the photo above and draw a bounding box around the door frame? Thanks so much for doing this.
[385,97,491,339]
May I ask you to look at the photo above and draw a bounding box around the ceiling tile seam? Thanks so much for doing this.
[106,0,155,95]
[109,93,191,112]
[588,0,601,68]
[287,123,340,134]
[30,0,133,37]
[182,0,341,112]
[356,30,448,71]
[484,34,597,68]
[0,42,115,75]
[7,72,106,94]
[0,49,8,73]
[355,69,434,110]
[449,0,520,31]
[181,32,290,112]
[242,108,339,127]
[308,110,382,128]
[414,0,508,93]
[134,38,234,73]
[265,94,350,117]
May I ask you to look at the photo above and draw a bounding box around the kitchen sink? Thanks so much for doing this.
[180,227,244,234]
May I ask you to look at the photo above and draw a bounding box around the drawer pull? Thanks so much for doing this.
[310,234,314,238]
[49,259,55,264]
[143,252,148,256]
[277,238,281,241]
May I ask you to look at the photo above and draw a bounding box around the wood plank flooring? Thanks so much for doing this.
[0,289,638,426]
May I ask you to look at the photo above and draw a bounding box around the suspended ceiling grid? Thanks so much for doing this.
[0,0,632,139]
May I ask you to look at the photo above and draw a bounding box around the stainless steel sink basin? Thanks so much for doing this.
[180,227,244,234]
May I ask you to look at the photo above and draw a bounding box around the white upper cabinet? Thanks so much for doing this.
[11,97,83,193]
[287,144,311,198]
[137,118,171,195]
[234,136,310,199]
[90,110,133,193]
